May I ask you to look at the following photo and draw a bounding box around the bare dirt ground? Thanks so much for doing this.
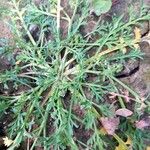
[0,20,12,39]
[0,1,13,40]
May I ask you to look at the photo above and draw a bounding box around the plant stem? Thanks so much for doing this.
[110,76,141,103]
[12,0,36,46]
[35,9,68,21]
[109,78,126,108]
[64,39,139,76]
[30,102,51,150]
[57,0,61,35]
[68,0,79,36]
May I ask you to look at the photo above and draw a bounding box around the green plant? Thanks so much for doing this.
[0,0,150,149]
[91,0,112,16]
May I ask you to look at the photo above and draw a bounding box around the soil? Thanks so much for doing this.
[0,1,13,40]
[0,0,150,149]
[120,40,150,98]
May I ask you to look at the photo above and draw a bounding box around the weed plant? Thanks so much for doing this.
[0,0,150,149]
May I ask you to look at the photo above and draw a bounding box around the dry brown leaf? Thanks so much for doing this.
[146,146,150,150]
[99,127,107,135]
[115,144,127,150]
[109,91,132,103]
[15,60,21,65]
[115,143,128,150]
[119,37,127,54]
[134,27,141,42]
[115,108,133,117]
[115,136,132,150]
[133,43,140,49]
[100,117,119,135]
[125,136,132,145]
[2,137,13,147]
[109,92,117,100]
[135,118,150,130]
[122,90,130,103]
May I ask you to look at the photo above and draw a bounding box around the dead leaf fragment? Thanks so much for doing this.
[133,43,139,49]
[134,27,141,42]
[15,60,21,65]
[2,137,13,147]
[109,90,132,103]
[123,90,130,103]
[115,135,132,150]
[125,136,132,145]
[100,117,119,135]
[99,127,107,135]
[146,146,150,150]
[115,144,128,150]
[115,108,133,117]
[119,37,127,54]
[135,118,150,130]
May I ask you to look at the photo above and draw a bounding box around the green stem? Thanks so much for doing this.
[57,0,61,36]
[30,102,51,150]
[68,0,79,36]
[109,78,126,108]
[12,0,36,46]
[110,76,141,103]
[64,40,137,76]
